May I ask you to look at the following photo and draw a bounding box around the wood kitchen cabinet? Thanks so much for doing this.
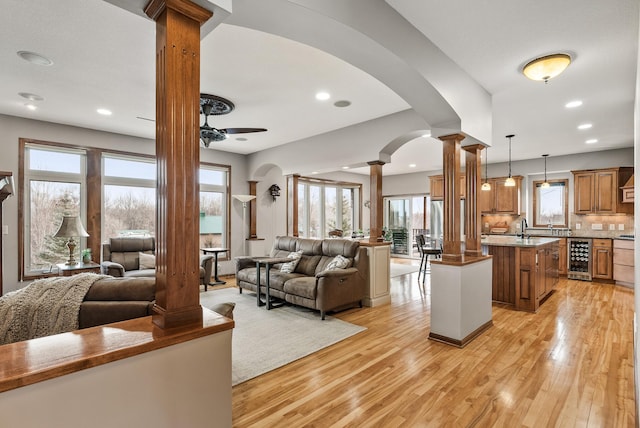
[592,238,613,281]
[479,176,522,215]
[572,167,633,214]
[429,174,465,200]
[558,238,567,275]
[613,239,634,287]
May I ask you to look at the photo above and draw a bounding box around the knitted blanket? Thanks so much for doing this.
[0,273,108,345]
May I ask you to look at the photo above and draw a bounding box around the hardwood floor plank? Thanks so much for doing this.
[230,264,635,427]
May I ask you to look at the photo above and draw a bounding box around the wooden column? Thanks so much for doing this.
[145,0,212,329]
[463,145,483,257]
[287,174,299,236]
[0,172,11,296]
[249,181,258,239]
[368,161,385,243]
[438,134,465,262]
[86,149,101,263]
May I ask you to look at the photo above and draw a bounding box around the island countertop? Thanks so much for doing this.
[481,235,560,247]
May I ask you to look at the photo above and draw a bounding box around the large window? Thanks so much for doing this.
[199,165,229,249]
[23,145,86,276]
[533,179,568,227]
[297,179,360,238]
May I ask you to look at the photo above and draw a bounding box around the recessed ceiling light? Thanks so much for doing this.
[342,166,350,170]
[311,171,319,175]
[17,51,53,66]
[577,123,592,130]
[334,100,351,108]
[585,139,598,144]
[97,108,112,116]
[18,92,44,101]
[565,100,583,108]
[236,137,248,141]
[422,131,431,138]
[315,92,330,101]
[409,164,416,168]
[25,104,37,111]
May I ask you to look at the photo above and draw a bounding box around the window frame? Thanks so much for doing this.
[199,162,231,257]
[532,178,569,228]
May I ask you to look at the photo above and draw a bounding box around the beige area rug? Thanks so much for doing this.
[390,263,420,278]
[200,287,366,386]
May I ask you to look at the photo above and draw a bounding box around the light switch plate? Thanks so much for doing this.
[619,224,625,230]
[1,225,7,235]
[609,224,615,230]
[592,223,603,230]
[576,223,581,230]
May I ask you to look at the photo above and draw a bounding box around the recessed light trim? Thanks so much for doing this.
[19,92,44,101]
[97,108,112,116]
[17,51,53,66]
[333,100,351,108]
[341,166,350,170]
[236,137,248,141]
[585,139,598,144]
[565,100,583,108]
[577,123,592,130]
[311,171,319,175]
[409,164,416,168]
[25,103,37,111]
[315,91,330,101]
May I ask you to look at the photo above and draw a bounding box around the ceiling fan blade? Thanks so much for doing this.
[222,128,267,134]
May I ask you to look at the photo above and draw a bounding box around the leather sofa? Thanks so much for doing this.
[101,237,214,288]
[235,236,368,319]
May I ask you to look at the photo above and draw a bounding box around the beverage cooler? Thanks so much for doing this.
[567,238,592,281]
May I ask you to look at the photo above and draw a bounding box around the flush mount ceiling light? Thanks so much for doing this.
[17,50,53,66]
[522,53,571,83]
[541,154,550,188]
[504,134,516,187]
[481,147,491,191]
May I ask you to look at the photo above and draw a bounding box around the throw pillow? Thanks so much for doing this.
[139,252,156,270]
[280,250,303,273]
[326,254,350,271]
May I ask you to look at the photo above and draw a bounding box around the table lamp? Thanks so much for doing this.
[54,215,89,265]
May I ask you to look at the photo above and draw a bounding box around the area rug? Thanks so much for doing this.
[390,263,420,278]
[200,287,366,386]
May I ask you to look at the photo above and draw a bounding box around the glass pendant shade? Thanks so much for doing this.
[504,177,516,187]
[504,134,515,187]
[481,182,492,191]
[481,147,491,191]
[523,54,571,83]
[541,154,550,188]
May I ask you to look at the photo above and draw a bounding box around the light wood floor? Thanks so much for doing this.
[230,259,636,427]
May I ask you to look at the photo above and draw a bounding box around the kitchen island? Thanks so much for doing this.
[482,236,560,312]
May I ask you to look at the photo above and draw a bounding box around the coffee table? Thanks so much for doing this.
[251,256,291,309]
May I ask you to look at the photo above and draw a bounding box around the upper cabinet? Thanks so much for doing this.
[479,176,522,215]
[572,167,633,215]
[429,175,465,201]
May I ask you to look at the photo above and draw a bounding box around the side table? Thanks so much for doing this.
[200,248,229,290]
[251,256,291,309]
[57,262,101,277]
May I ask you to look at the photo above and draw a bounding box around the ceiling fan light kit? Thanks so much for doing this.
[522,53,571,83]
[199,93,267,147]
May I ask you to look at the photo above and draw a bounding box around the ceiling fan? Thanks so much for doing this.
[199,93,267,148]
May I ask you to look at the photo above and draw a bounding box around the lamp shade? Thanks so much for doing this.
[54,216,89,238]
[523,54,571,83]
[232,194,256,203]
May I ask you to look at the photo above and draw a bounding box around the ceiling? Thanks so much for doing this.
[0,0,637,176]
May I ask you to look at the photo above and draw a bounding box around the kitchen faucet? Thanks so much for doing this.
[520,218,528,238]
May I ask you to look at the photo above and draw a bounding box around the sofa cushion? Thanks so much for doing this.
[237,267,303,291]
[83,277,155,301]
[139,252,156,270]
[280,250,302,273]
[326,255,350,271]
[283,276,317,299]
[123,269,155,278]
[321,239,359,258]
[295,254,322,276]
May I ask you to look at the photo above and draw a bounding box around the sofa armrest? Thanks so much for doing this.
[200,255,214,283]
[101,261,125,277]
[315,267,358,279]
[234,256,255,274]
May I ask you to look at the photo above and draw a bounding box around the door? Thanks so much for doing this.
[385,196,427,257]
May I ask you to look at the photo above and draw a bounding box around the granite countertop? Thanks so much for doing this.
[481,235,560,247]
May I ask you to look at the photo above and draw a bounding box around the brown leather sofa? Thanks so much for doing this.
[101,237,214,287]
[235,236,368,319]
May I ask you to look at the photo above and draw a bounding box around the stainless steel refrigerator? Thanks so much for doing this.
[430,200,464,245]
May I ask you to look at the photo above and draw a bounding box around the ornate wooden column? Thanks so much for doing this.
[86,149,101,263]
[145,0,212,329]
[249,180,258,238]
[463,145,484,257]
[368,161,385,243]
[438,134,464,262]
[287,174,299,236]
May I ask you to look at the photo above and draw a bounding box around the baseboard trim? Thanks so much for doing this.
[428,320,493,348]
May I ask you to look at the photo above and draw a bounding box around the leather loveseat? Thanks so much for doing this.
[101,237,214,288]
[235,236,368,319]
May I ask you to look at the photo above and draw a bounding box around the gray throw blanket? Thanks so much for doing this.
[0,273,108,345]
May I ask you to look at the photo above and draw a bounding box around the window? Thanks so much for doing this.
[199,164,230,250]
[297,179,360,238]
[533,179,568,227]
[23,145,86,276]
[102,154,156,239]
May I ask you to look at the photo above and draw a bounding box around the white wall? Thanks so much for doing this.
[0,114,248,291]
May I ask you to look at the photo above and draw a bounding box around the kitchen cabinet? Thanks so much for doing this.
[613,239,634,287]
[558,238,567,275]
[429,174,465,200]
[572,167,633,214]
[479,176,522,215]
[592,238,613,281]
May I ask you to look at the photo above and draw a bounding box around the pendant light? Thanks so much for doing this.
[541,154,550,188]
[504,134,516,187]
[481,147,491,191]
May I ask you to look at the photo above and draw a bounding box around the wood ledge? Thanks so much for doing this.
[0,308,233,394]
[431,254,492,266]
